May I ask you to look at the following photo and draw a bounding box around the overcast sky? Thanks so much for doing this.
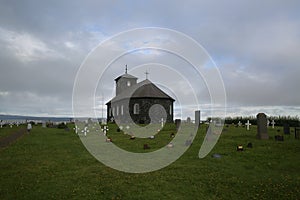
[0,0,299,119]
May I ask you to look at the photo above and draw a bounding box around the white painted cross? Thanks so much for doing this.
[267,119,270,128]
[81,126,89,136]
[9,122,13,128]
[161,118,164,128]
[271,120,276,129]
[245,120,251,130]
[238,121,242,127]
[101,125,109,136]
[16,122,19,127]
[73,126,80,134]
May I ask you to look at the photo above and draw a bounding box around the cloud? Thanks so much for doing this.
[0,0,299,118]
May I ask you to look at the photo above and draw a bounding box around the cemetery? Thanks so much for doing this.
[0,116,299,199]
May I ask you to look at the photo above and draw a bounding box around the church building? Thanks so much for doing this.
[106,67,175,124]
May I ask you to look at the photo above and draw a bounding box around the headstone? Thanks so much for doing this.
[283,124,290,135]
[247,142,253,148]
[186,117,191,124]
[256,113,269,139]
[245,120,251,130]
[130,135,135,140]
[42,121,46,128]
[271,120,276,129]
[195,110,201,127]
[27,123,32,133]
[267,119,270,128]
[175,119,181,131]
[9,123,13,128]
[237,145,243,151]
[275,135,284,141]
[295,127,300,139]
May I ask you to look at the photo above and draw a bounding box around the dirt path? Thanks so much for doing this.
[0,128,27,149]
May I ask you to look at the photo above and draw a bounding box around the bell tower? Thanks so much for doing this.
[115,65,138,95]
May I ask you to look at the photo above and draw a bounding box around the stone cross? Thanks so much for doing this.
[81,127,89,136]
[102,125,109,136]
[238,121,242,127]
[271,120,276,129]
[245,120,251,130]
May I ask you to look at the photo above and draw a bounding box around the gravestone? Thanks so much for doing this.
[256,113,269,140]
[295,127,300,139]
[186,117,191,124]
[283,124,290,135]
[195,110,201,127]
[42,121,46,128]
[275,135,284,141]
[175,119,181,131]
[267,120,270,128]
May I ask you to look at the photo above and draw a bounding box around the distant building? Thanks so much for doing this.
[106,68,175,124]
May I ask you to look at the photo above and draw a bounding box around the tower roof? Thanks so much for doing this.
[114,73,138,82]
[106,79,175,104]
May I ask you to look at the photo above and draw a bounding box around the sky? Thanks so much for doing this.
[0,0,299,119]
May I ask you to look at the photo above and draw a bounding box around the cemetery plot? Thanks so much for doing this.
[0,123,299,199]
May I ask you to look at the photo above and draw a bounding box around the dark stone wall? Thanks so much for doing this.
[106,98,174,124]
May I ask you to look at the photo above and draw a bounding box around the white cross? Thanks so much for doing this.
[119,126,123,130]
[16,122,19,127]
[245,120,251,130]
[73,126,80,134]
[81,127,89,136]
[238,121,242,127]
[126,125,130,130]
[160,118,164,128]
[267,120,270,128]
[9,123,13,128]
[271,120,276,129]
[102,125,109,136]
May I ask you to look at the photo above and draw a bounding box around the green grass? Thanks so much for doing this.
[0,124,299,199]
[0,125,26,139]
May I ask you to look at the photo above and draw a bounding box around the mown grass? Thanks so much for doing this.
[0,123,299,199]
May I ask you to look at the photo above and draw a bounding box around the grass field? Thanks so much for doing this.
[0,123,299,199]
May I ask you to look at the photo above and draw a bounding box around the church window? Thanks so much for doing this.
[121,105,124,115]
[127,81,131,87]
[112,107,115,116]
[169,105,172,115]
[133,103,139,114]
[117,106,119,116]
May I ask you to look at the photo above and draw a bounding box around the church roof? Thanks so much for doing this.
[107,79,175,104]
[114,73,138,81]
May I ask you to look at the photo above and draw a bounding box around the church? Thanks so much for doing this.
[106,67,175,124]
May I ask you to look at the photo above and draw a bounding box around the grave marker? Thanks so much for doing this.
[245,120,251,130]
[271,120,276,129]
[256,113,269,140]
[283,124,290,135]
[195,110,201,127]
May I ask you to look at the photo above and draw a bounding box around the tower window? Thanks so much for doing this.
[133,103,139,114]
[121,105,124,115]
[170,105,172,115]
[117,106,119,116]
[127,81,131,86]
